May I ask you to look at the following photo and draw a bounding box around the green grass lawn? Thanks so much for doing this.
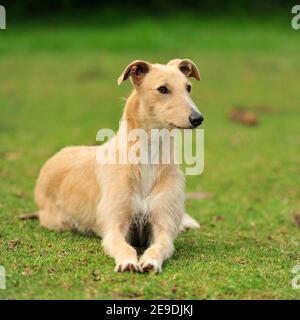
[0,13,300,299]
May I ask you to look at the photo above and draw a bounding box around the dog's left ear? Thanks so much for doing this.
[167,59,201,80]
[117,60,151,85]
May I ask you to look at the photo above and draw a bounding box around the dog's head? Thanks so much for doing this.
[118,59,203,129]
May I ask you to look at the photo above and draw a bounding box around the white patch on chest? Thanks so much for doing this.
[132,164,160,220]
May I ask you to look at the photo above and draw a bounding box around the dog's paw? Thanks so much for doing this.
[138,258,162,273]
[114,260,139,273]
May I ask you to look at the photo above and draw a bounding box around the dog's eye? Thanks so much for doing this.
[157,86,169,94]
[187,84,192,93]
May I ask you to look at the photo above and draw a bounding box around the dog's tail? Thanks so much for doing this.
[18,212,39,220]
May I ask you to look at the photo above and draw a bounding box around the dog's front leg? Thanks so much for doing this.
[102,227,138,272]
[138,226,175,273]
[98,197,138,272]
[138,174,184,273]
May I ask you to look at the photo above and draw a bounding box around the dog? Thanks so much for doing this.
[34,59,204,273]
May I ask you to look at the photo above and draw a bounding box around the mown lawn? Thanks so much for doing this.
[0,13,300,299]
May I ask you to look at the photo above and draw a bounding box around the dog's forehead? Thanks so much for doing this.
[148,63,186,83]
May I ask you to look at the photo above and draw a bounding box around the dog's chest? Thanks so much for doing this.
[140,164,158,197]
[132,164,160,216]
[129,165,159,247]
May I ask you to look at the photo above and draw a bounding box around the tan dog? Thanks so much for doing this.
[35,59,203,273]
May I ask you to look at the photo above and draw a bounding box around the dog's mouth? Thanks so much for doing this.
[168,122,194,129]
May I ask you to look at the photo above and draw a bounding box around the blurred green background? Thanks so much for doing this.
[0,1,299,299]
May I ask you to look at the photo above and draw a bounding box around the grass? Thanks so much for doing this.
[0,13,300,300]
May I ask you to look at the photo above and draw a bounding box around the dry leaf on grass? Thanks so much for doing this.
[21,267,33,276]
[229,107,258,126]
[293,212,300,228]
[213,215,224,222]
[91,269,101,281]
[8,239,21,249]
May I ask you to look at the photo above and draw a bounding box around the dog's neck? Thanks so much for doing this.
[116,90,176,166]
[122,90,146,132]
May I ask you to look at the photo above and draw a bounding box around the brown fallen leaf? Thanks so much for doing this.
[229,107,258,126]
[277,226,288,234]
[21,267,33,276]
[213,215,224,222]
[171,285,178,293]
[8,239,21,249]
[293,212,300,228]
[91,269,101,281]
[59,281,70,290]
[186,191,213,200]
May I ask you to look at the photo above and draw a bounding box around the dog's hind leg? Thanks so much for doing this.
[179,213,200,232]
[38,201,74,232]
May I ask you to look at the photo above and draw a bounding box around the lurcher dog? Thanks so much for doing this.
[34,59,204,273]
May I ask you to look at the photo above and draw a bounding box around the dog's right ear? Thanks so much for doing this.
[117,60,151,85]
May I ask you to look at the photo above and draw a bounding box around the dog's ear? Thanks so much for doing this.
[117,60,151,85]
[167,59,201,80]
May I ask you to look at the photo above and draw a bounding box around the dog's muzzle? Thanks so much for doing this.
[189,110,204,128]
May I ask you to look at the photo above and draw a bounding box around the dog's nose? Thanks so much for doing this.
[189,111,204,127]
